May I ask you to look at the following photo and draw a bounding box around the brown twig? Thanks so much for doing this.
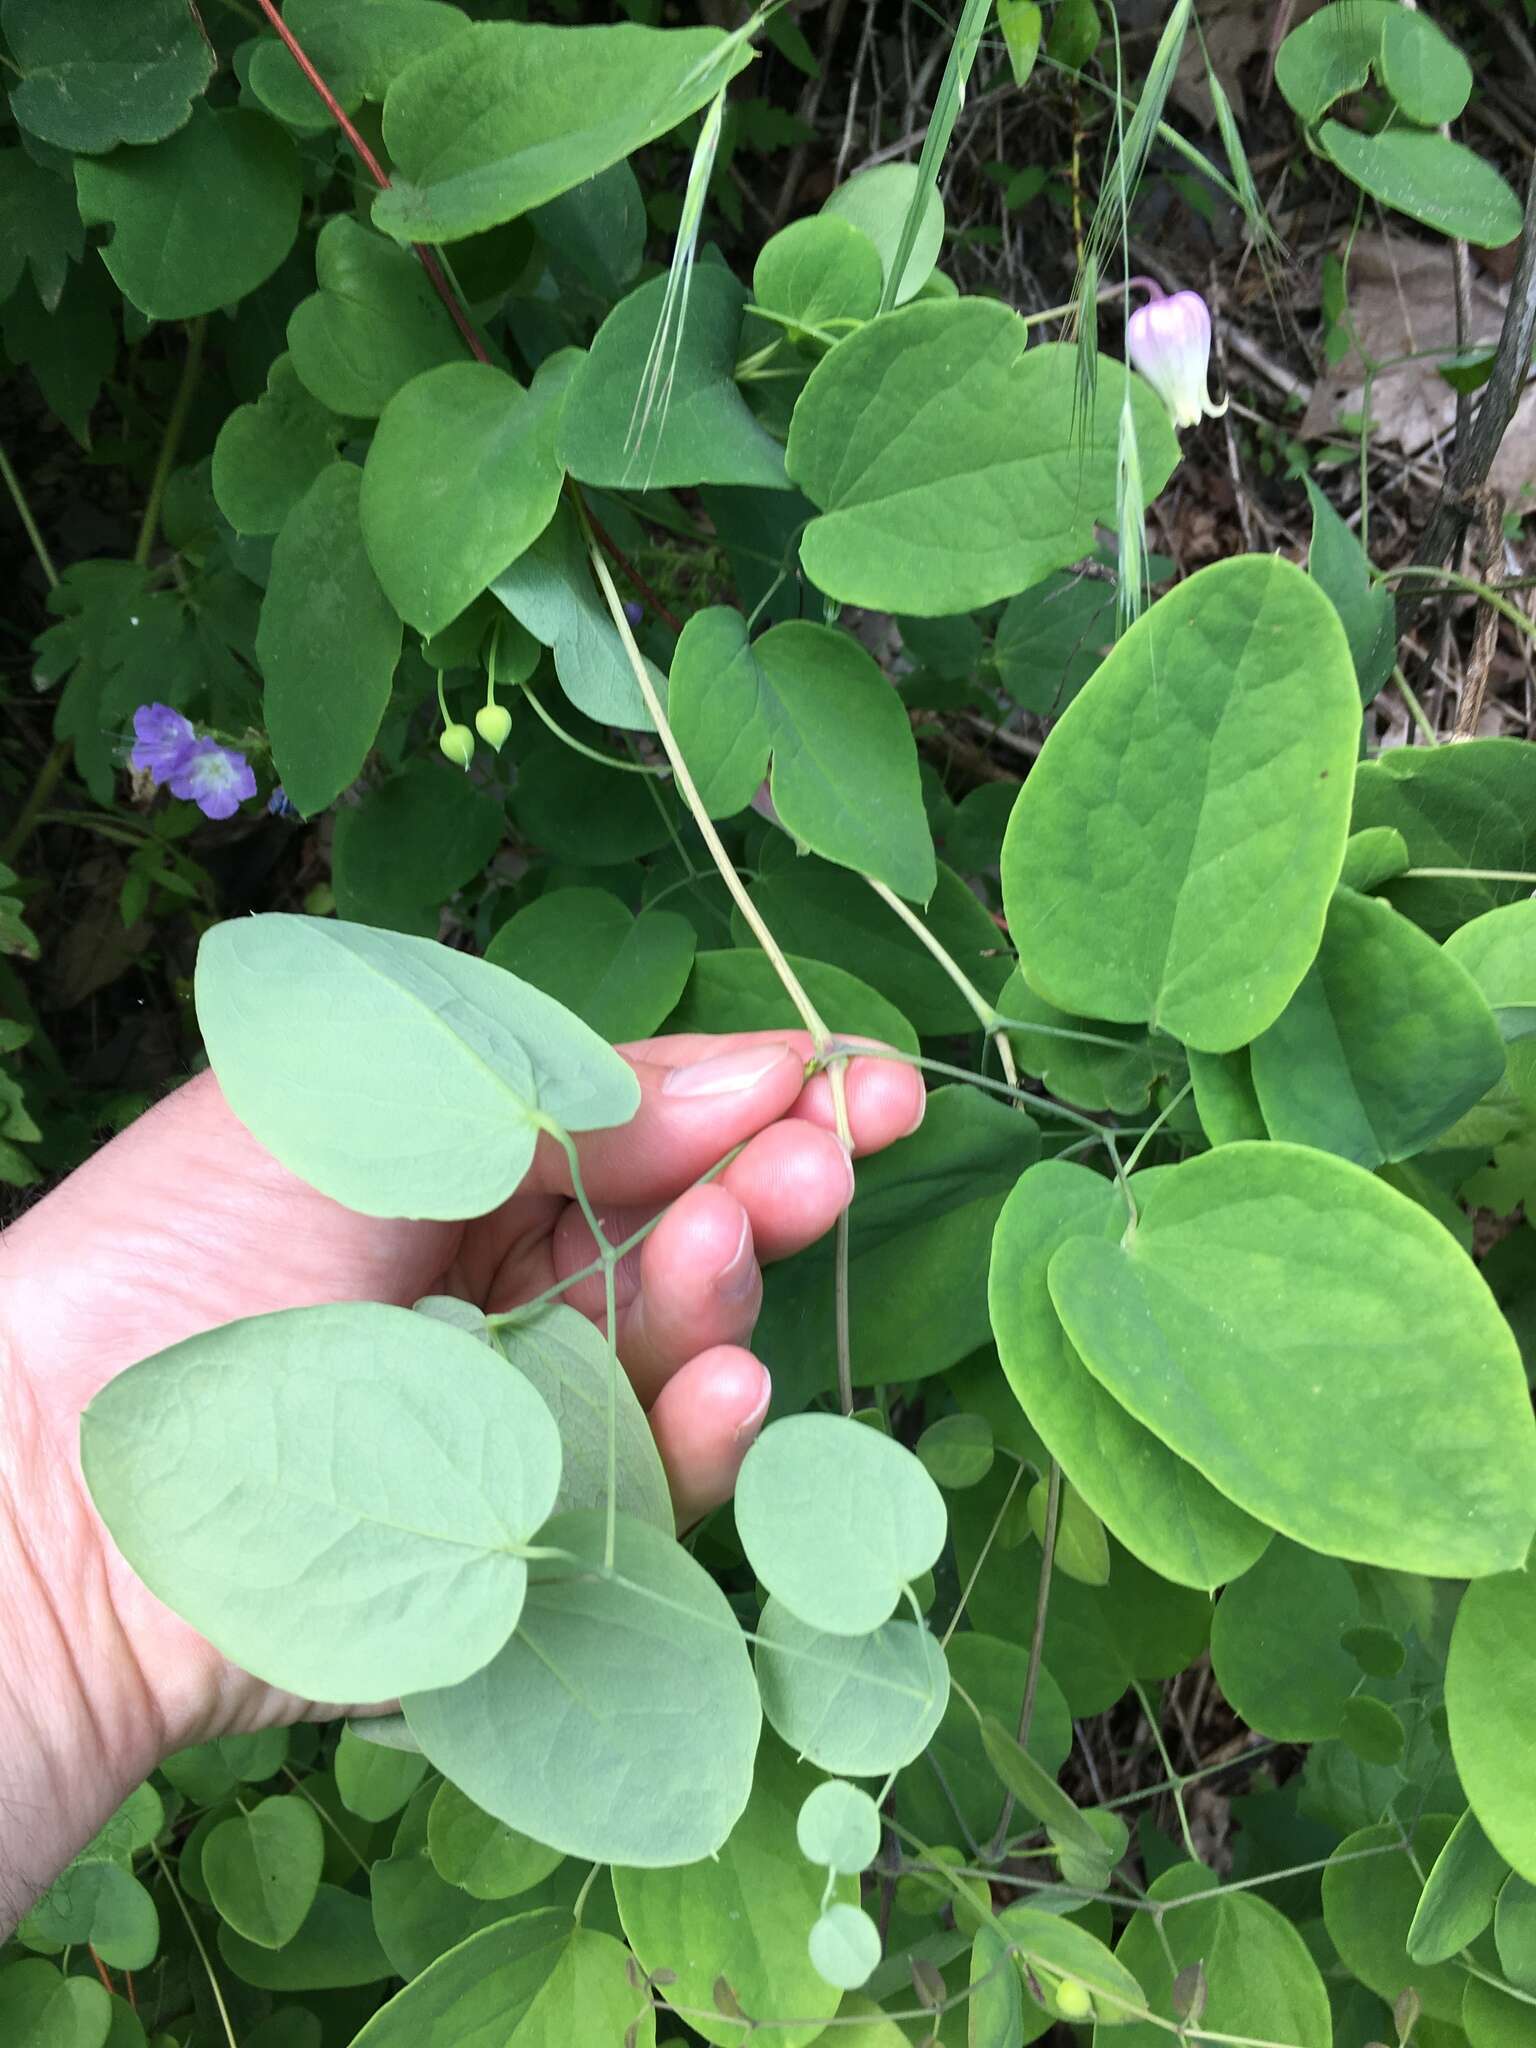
[1406,161,1536,608]
[1454,489,1506,740]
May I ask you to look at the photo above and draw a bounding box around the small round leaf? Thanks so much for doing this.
[796,1782,881,1875]
[808,1904,882,1991]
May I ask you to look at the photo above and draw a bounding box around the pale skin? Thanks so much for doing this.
[0,1032,924,1934]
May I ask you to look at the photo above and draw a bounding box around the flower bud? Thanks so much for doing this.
[439,722,475,769]
[1126,288,1227,431]
[1053,1981,1093,2021]
[475,702,513,752]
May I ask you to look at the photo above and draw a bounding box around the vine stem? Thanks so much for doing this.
[150,1845,238,2048]
[988,1458,1060,1858]
[246,0,673,626]
[0,742,70,866]
[134,316,207,567]
[0,433,58,586]
[585,532,858,1411]
[863,875,1018,1086]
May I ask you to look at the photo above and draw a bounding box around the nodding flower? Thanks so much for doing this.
[1126,287,1227,432]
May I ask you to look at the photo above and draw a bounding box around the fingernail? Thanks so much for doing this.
[719,1212,758,1301]
[836,1140,856,1202]
[901,1086,928,1139]
[662,1044,791,1099]
[734,1366,773,1442]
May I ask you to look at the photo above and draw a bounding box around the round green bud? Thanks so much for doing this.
[475,702,513,752]
[439,722,475,769]
[1054,1980,1093,2021]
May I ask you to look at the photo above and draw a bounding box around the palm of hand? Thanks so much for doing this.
[0,1034,922,1750]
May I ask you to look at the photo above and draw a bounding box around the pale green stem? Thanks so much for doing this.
[988,1458,1060,1857]
[0,434,58,586]
[584,529,857,1411]
[150,1845,238,2048]
[1405,866,1536,883]
[1392,664,1441,746]
[134,317,206,568]
[863,875,1018,1086]
[518,680,665,775]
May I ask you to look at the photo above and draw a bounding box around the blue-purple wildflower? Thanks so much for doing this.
[130,703,258,821]
[623,599,644,628]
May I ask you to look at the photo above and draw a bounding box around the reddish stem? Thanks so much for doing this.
[88,1947,115,1997]
[249,0,675,621]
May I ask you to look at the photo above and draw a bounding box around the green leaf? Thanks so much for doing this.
[19,1862,159,1971]
[994,1906,1142,2024]
[1356,738,1536,947]
[1465,1972,1536,2047]
[735,1414,947,1635]
[334,1723,429,1823]
[375,19,755,242]
[989,1160,1271,1592]
[485,890,696,1045]
[668,609,935,900]
[287,217,462,419]
[3,0,214,153]
[491,500,659,731]
[1002,556,1360,1053]
[797,1781,882,1874]
[753,216,884,332]
[496,1303,673,1535]
[75,107,301,320]
[820,165,944,306]
[615,1741,855,2047]
[1496,1875,1536,1991]
[895,1631,1072,1857]
[3,261,117,449]
[331,757,505,933]
[1000,973,1172,1117]
[786,311,1178,614]
[1338,1694,1404,1767]
[370,1843,518,1981]
[426,1781,564,1902]
[361,361,566,637]
[405,1511,761,1866]
[1248,886,1506,1167]
[1274,1,1395,121]
[1447,1570,1536,1885]
[755,1600,950,1777]
[664,948,918,1055]
[0,149,84,310]
[997,0,1045,87]
[218,1883,393,1991]
[1446,901,1536,1042]
[212,355,346,539]
[195,914,638,1220]
[1187,1046,1267,1145]
[809,1905,881,1992]
[203,1797,323,1950]
[246,0,467,128]
[1378,9,1472,129]
[530,161,645,300]
[558,266,789,491]
[1320,124,1524,247]
[1049,1143,1536,1576]
[1210,1537,1359,1740]
[1408,1808,1510,1966]
[757,1088,1040,1409]
[743,857,1009,1037]
[979,1716,1108,1866]
[1323,1818,1464,2021]
[916,1413,994,1490]
[992,568,1115,716]
[82,1300,562,1699]
[1305,478,1395,703]
[353,1914,652,2047]
[1340,824,1410,893]
[256,464,402,818]
[1113,1862,1331,2044]
[0,1960,111,2047]
[1027,1476,1110,1586]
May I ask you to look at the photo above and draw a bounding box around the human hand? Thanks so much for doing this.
[0,1032,923,1924]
